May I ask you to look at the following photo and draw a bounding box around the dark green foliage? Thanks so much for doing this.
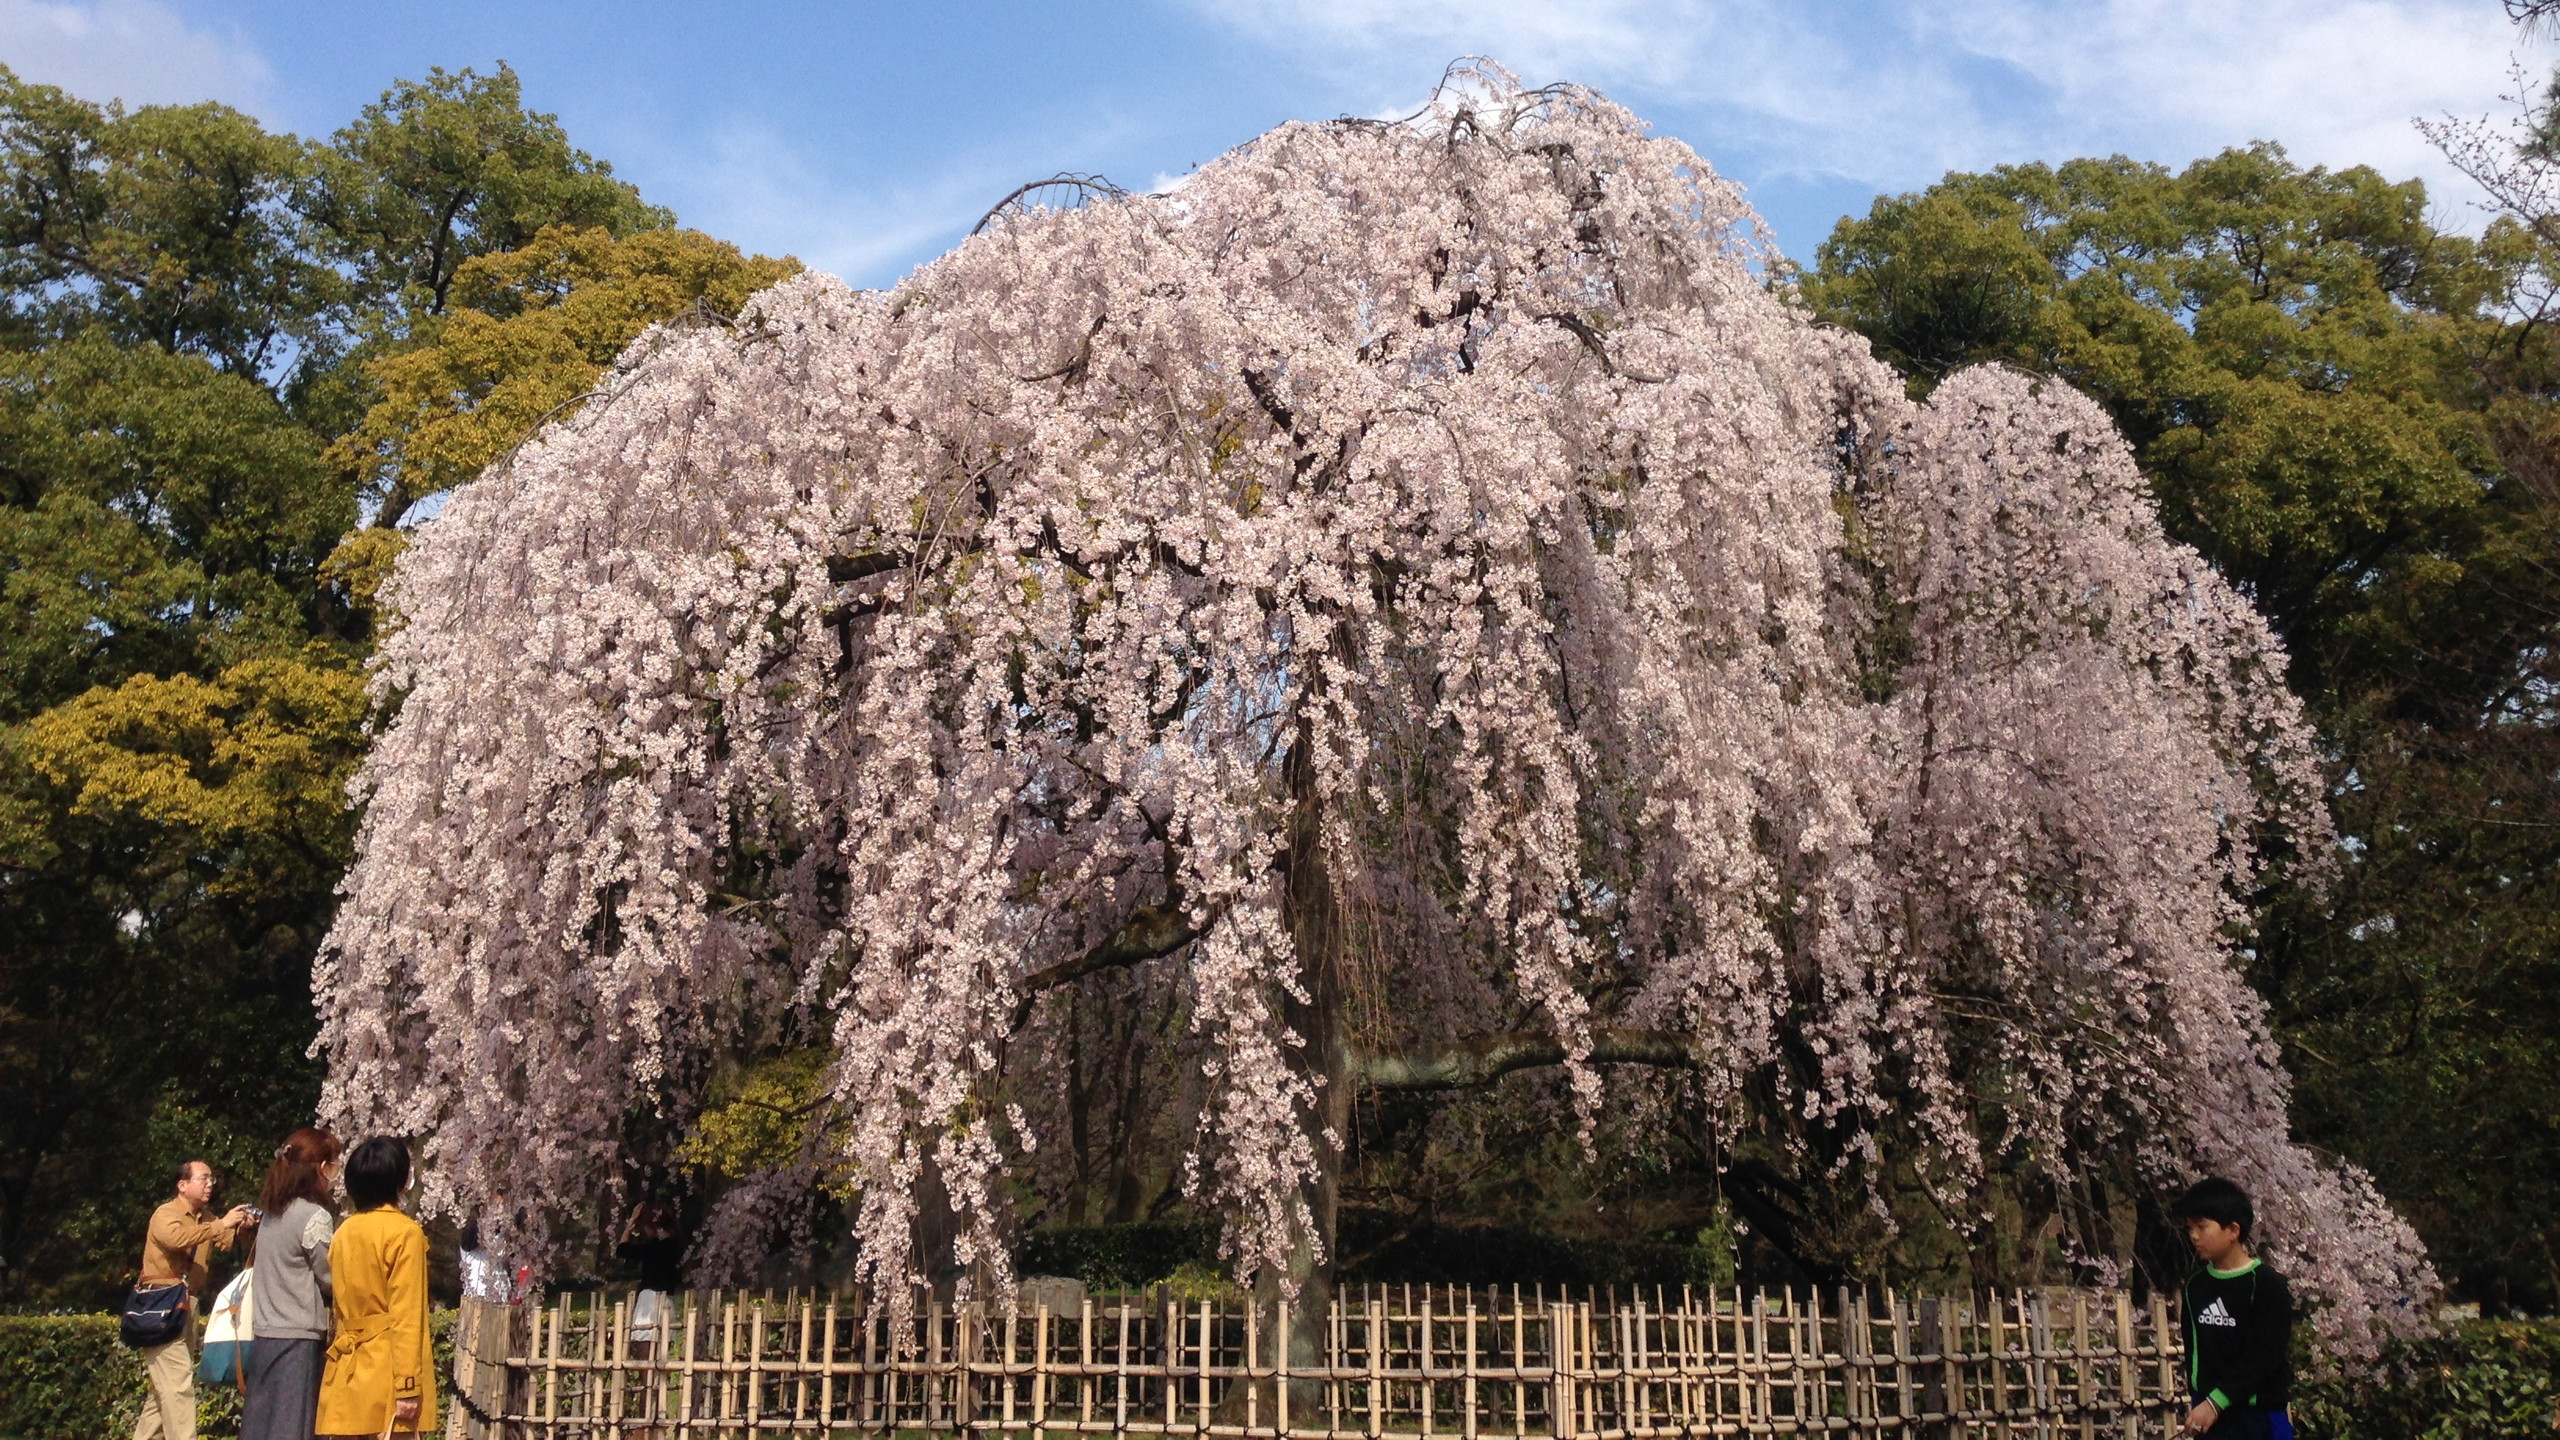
[1021,1223,1221,1290]
[0,332,353,719]
[1805,147,2530,709]
[0,330,359,1307]
[2295,1319,2560,1438]
[302,64,668,321]
[0,1314,146,1440]
[0,68,326,377]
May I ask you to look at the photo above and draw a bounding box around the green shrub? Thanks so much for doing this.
[0,1309,457,1440]
[1020,1222,1220,1290]
[0,1314,144,1440]
[1331,1210,1734,1292]
[2294,1319,2560,1440]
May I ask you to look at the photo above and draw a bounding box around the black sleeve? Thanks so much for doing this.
[2180,1275,2199,1384]
[2220,1270,2292,1409]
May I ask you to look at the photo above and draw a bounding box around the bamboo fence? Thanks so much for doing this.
[449,1284,2190,1439]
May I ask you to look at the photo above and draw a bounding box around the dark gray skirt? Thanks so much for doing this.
[240,1335,325,1440]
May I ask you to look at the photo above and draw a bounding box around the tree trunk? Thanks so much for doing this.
[1264,724,1349,1404]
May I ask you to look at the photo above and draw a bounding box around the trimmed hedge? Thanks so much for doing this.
[0,1310,452,1440]
[1019,1222,1221,1290]
[1332,1211,1731,1290]
[0,1314,152,1440]
[1021,1214,1730,1293]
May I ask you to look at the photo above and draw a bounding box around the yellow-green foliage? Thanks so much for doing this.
[24,656,368,884]
[319,526,409,622]
[679,1049,834,1181]
[333,225,799,520]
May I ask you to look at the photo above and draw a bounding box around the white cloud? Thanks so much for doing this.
[636,104,1161,290]
[0,0,270,110]
[1191,0,2538,225]
[642,120,1026,289]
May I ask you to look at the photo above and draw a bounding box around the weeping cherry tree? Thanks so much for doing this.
[316,69,2433,1357]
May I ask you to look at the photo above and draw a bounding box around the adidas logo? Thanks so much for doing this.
[2198,1298,2237,1328]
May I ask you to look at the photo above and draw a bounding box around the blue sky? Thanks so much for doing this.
[2,0,2544,286]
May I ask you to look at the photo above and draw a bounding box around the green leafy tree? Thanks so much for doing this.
[0,61,750,1304]
[0,67,326,377]
[1808,147,2560,1310]
[301,64,669,325]
[0,338,361,1300]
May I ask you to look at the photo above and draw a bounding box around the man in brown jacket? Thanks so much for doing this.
[133,1159,256,1440]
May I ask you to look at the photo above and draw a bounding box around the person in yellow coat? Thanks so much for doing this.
[315,1137,436,1437]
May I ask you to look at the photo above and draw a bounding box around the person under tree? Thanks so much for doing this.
[2175,1177,2295,1440]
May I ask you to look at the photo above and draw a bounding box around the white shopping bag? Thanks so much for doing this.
[196,1266,255,1387]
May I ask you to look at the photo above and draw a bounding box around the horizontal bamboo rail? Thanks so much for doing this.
[451,1283,2188,1439]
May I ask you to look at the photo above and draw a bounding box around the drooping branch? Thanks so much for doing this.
[1537,311,1668,383]
[1353,1027,1695,1091]
[1009,905,1195,1029]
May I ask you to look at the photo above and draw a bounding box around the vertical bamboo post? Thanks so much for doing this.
[746,1292,765,1433]
[674,1291,697,1437]
[1367,1291,1385,1438]
[541,1298,562,1435]
[1420,1288,1435,1440]
[1276,1297,1291,1440]
[1078,1297,1096,1431]
[606,1296,627,1433]
[787,1293,807,1428]
[1802,1288,1819,1430]
[860,1294,879,1431]
[1031,1298,1050,1434]
[1890,1289,1913,1431]
[1463,1292,1481,1440]
[1838,1286,1860,1429]
[997,1302,1014,1432]
[1114,1298,1131,1434]
[1192,1298,1208,1434]
[1754,1289,1774,1436]
[1942,1290,1962,1440]
[2151,1290,2175,1439]
[1615,1292,1633,1437]
[817,1295,838,1436]
[2114,1291,2136,1440]
[717,1296,737,1432]
[1543,1297,1565,1440]
[959,1300,979,1435]
[1243,1293,1260,1435]
[2075,1290,2095,1440]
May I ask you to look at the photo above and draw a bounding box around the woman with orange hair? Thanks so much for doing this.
[242,1128,340,1440]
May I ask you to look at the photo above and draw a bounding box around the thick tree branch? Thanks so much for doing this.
[1536,311,1669,383]
[1354,1026,1694,1091]
[1008,905,1195,1029]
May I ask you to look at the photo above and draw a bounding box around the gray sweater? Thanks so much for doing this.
[248,1198,334,1340]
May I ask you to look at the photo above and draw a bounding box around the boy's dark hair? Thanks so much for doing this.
[344,1135,411,1210]
[2172,1176,2253,1238]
